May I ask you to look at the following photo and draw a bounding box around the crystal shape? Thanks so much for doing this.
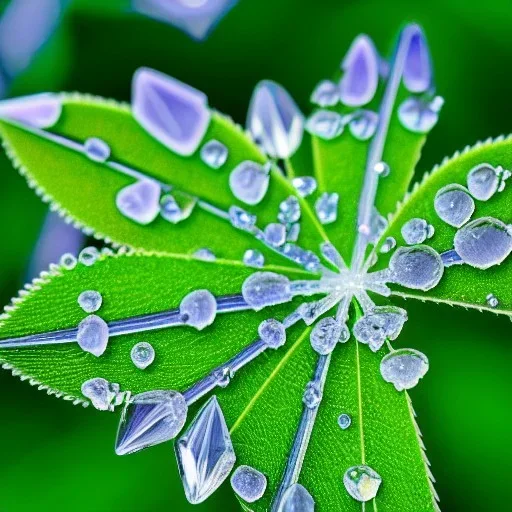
[486,293,499,308]
[339,35,379,107]
[282,243,321,272]
[132,67,210,156]
[306,110,344,140]
[230,465,267,503]
[315,192,339,224]
[398,96,443,134]
[229,206,257,232]
[84,137,111,163]
[278,196,301,224]
[401,217,429,245]
[389,245,444,291]
[242,272,291,310]
[116,179,161,225]
[160,192,197,224]
[380,348,429,391]
[286,223,300,242]
[193,248,216,261]
[60,252,77,270]
[310,317,342,355]
[229,161,270,205]
[440,249,464,267]
[180,289,217,330]
[467,163,499,201]
[81,377,121,411]
[349,110,378,141]
[454,217,512,269]
[338,413,352,430]
[258,318,286,349]
[343,465,382,502]
[434,184,475,228]
[380,236,396,254]
[77,315,109,357]
[77,290,102,313]
[247,80,304,159]
[311,80,339,107]
[78,246,99,267]
[292,176,317,197]
[0,93,61,128]
[264,223,286,247]
[200,139,228,169]
[243,249,264,268]
[175,396,236,504]
[116,390,188,455]
[303,381,322,409]
[278,484,315,512]
[131,341,155,369]
[403,27,432,93]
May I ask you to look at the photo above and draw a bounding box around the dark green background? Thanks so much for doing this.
[0,1,510,510]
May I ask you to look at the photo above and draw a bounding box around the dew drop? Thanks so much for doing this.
[160,192,197,224]
[77,315,109,357]
[243,249,265,268]
[315,192,339,224]
[242,272,292,310]
[467,163,499,201]
[282,244,321,272]
[116,179,161,225]
[200,139,228,169]
[401,217,429,245]
[343,465,382,502]
[380,236,396,254]
[286,223,300,243]
[229,161,270,205]
[84,137,111,163]
[131,342,155,369]
[486,293,499,308]
[292,176,317,198]
[303,381,322,409]
[398,96,443,134]
[78,290,103,313]
[230,465,267,503]
[349,110,378,141]
[81,377,122,411]
[179,289,217,330]
[228,206,257,232]
[258,318,286,349]
[310,317,342,355]
[193,248,216,261]
[264,223,286,247]
[278,196,301,224]
[311,80,339,107]
[78,246,100,267]
[454,217,512,269]
[306,110,344,140]
[389,245,444,291]
[60,252,77,270]
[373,161,390,177]
[434,184,475,227]
[380,348,429,391]
[337,413,352,430]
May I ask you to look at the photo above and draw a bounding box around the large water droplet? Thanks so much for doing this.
[292,176,317,198]
[77,290,103,313]
[243,249,265,268]
[77,314,109,357]
[229,161,270,205]
[434,184,475,227]
[454,217,512,269]
[401,218,430,245]
[180,289,217,330]
[278,484,315,512]
[306,110,344,140]
[403,27,432,93]
[467,163,499,201]
[116,179,161,225]
[200,139,228,169]
[343,465,382,502]
[389,245,444,291]
[315,192,339,224]
[311,79,339,107]
[380,348,429,391]
[264,223,286,247]
[258,318,286,349]
[230,465,267,503]
[131,341,155,369]
[349,110,378,141]
[310,317,342,355]
[81,377,121,411]
[242,272,292,310]
[398,96,442,134]
[84,137,111,162]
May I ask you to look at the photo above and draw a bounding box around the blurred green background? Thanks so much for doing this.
[0,0,510,510]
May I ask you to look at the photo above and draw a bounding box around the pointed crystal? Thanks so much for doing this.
[278,483,315,512]
[403,27,432,93]
[116,390,188,455]
[229,161,270,205]
[467,163,499,201]
[77,315,109,357]
[176,396,236,504]
[132,68,210,156]
[247,80,304,159]
[0,93,61,128]
[116,179,161,225]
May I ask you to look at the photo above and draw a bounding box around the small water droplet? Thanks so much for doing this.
[229,161,270,205]
[486,293,499,308]
[398,96,442,133]
[180,289,217,330]
[349,110,378,141]
[78,246,100,267]
[131,341,155,369]
[258,318,286,349]
[343,465,382,502]
[380,236,396,254]
[243,249,265,268]
[81,377,122,411]
[373,161,390,177]
[311,80,339,107]
[303,381,322,409]
[292,176,317,198]
[116,179,161,225]
[337,413,352,430]
[230,465,267,503]
[229,206,257,232]
[310,317,342,355]
[315,192,339,224]
[264,223,286,247]
[401,218,429,245]
[306,110,344,140]
[77,314,109,357]
[160,192,197,224]
[467,163,499,201]
[286,223,300,242]
[200,139,228,169]
[84,137,111,163]
[78,290,103,313]
[282,244,321,272]
[242,272,292,310]
[60,252,77,270]
[427,224,435,238]
[454,217,512,269]
[278,196,301,224]
[434,184,475,228]
[193,248,216,261]
[380,348,429,391]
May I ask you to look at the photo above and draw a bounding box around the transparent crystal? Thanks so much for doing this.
[306,110,344,140]
[243,249,265,268]
[78,246,100,267]
[193,248,216,261]
[292,176,317,198]
[380,348,429,391]
[77,290,103,313]
[84,137,111,163]
[247,80,304,159]
[116,179,161,225]
[343,465,382,502]
[230,465,267,503]
[401,217,429,245]
[467,163,499,201]
[60,252,77,270]
[398,96,443,134]
[440,249,464,267]
[242,272,291,310]
[310,317,342,355]
[160,192,197,224]
[282,243,321,271]
[229,206,257,232]
[303,381,322,409]
[278,196,301,224]
[131,342,155,369]
[403,28,431,93]
[486,293,499,308]
[229,161,270,205]
[200,139,228,169]
[454,217,512,269]
[180,289,217,330]
[286,223,300,243]
[77,315,109,357]
[264,223,286,247]
[434,184,475,228]
[315,192,339,224]
[81,377,121,411]
[338,413,352,430]
[175,396,236,504]
[311,79,339,107]
[116,390,188,455]
[278,484,315,512]
[380,236,396,254]
[258,318,286,349]
[389,245,444,291]
[349,110,378,141]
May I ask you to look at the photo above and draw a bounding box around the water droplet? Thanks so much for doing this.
[84,137,111,163]
[454,217,512,269]
[380,236,396,254]
[486,293,499,308]
[131,342,155,369]
[243,249,265,268]
[306,110,344,140]
[398,96,442,133]
[389,245,444,291]
[229,206,257,232]
[303,381,322,409]
[311,79,339,107]
[440,249,464,267]
[278,196,301,224]
[401,218,429,245]
[427,224,435,238]
[160,192,197,224]
[229,161,270,205]
[81,377,122,411]
[78,246,100,267]
[403,28,432,93]
[77,314,109,357]
[176,396,236,504]
[60,252,77,270]
[116,179,161,225]
[339,324,351,343]
[286,223,300,242]
[264,223,286,247]
[247,80,304,159]
[242,272,292,310]
[230,465,267,503]
[0,93,62,128]
[77,290,103,313]
[373,161,390,177]
[434,184,475,228]
[200,139,228,169]
[315,192,339,224]
[180,289,217,330]
[343,465,382,502]
[380,348,429,391]
[193,248,216,261]
[310,317,342,355]
[258,318,286,349]
[467,163,499,201]
[116,390,188,455]
[278,484,315,512]
[282,244,321,271]
[337,413,352,430]
[292,176,317,198]
[349,110,378,141]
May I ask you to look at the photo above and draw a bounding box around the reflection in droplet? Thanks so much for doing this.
[380,348,429,391]
[434,184,475,228]
[343,465,382,502]
[467,163,499,201]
